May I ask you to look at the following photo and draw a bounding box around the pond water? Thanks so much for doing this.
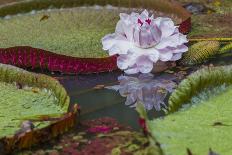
[58,71,164,130]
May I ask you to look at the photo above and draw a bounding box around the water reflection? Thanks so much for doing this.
[56,71,179,129]
[106,73,177,111]
[28,65,196,129]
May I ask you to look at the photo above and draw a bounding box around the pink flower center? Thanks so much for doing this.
[145,18,151,25]
[138,18,143,26]
[138,18,152,26]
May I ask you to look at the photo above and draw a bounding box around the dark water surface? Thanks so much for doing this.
[56,71,165,130]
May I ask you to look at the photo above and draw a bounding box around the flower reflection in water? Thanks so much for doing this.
[106,74,176,111]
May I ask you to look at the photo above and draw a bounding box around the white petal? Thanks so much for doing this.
[118,15,135,41]
[102,34,133,55]
[134,47,159,62]
[155,33,188,49]
[150,24,162,43]
[125,65,139,74]
[130,12,140,23]
[115,20,124,35]
[117,55,130,70]
[171,53,182,61]
[123,25,135,42]
[156,44,188,61]
[159,51,173,62]
[136,55,154,73]
[102,34,116,51]
[158,18,176,38]
[172,45,188,53]
[119,13,130,21]
[140,9,149,20]
[119,47,159,74]
[153,17,163,27]
[145,49,159,62]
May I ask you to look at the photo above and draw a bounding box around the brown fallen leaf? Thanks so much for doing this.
[152,61,176,73]
[40,15,50,21]
[93,85,105,90]
[178,71,188,75]
[165,70,175,74]
[176,66,190,71]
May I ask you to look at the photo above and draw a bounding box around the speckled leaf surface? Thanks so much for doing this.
[147,66,232,155]
[0,82,64,138]
[0,8,120,58]
[0,64,69,139]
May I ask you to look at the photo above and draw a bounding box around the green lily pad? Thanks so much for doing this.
[0,63,69,138]
[147,66,232,155]
[0,7,120,58]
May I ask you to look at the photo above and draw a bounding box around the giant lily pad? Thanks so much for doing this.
[0,63,77,153]
[0,0,191,74]
[145,65,232,155]
[0,8,118,58]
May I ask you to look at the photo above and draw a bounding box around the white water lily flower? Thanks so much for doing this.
[102,10,188,74]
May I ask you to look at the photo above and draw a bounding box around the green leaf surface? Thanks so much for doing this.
[0,7,120,58]
[181,41,220,65]
[149,85,232,155]
[147,66,232,155]
[0,82,63,137]
[0,64,69,138]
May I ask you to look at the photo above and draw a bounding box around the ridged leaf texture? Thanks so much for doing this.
[168,65,232,113]
[181,41,220,65]
[219,42,232,54]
